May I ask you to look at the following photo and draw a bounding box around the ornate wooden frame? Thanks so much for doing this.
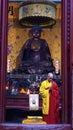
[0,0,72,128]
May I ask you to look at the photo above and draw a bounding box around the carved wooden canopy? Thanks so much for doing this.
[19,0,56,27]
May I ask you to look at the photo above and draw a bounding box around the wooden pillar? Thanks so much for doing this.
[61,0,71,123]
[70,0,73,127]
[0,0,8,122]
[61,0,68,123]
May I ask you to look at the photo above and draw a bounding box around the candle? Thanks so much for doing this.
[27,89,30,95]
[55,60,59,74]
[7,59,10,72]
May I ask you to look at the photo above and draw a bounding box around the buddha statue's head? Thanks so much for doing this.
[30,25,42,38]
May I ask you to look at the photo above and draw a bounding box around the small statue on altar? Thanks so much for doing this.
[14,25,55,74]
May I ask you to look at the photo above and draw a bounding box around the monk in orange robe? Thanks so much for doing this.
[39,72,60,124]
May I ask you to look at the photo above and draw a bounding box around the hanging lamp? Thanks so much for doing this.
[19,0,56,27]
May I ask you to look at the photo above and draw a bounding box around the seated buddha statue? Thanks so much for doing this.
[16,25,55,74]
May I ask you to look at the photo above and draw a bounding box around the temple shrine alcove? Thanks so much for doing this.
[6,0,61,123]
